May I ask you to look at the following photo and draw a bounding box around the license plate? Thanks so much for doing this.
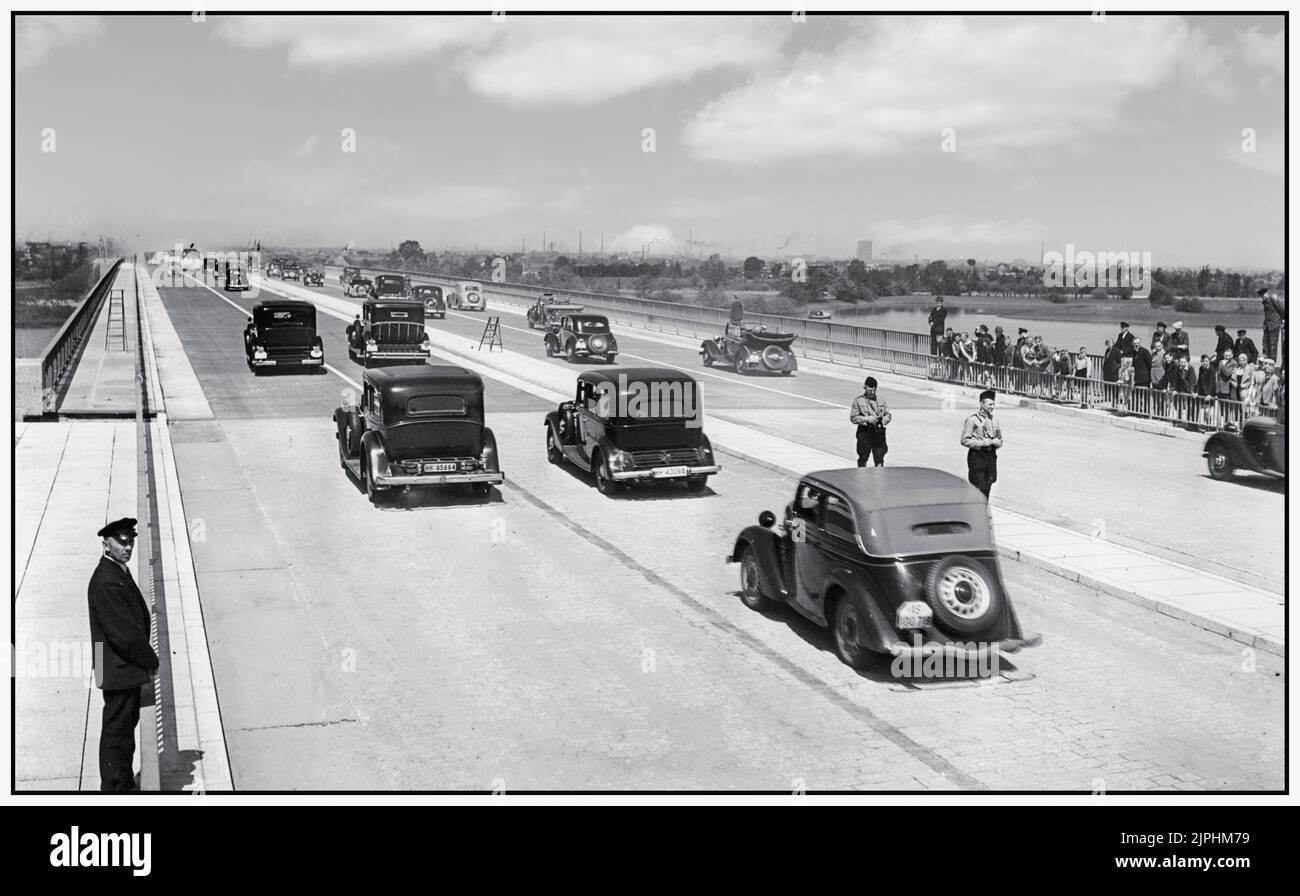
[652,466,688,478]
[424,462,458,473]
[896,601,932,631]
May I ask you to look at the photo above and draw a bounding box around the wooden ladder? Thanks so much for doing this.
[104,289,127,351]
[478,316,503,352]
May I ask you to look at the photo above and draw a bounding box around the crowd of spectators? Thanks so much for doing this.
[925,292,1285,428]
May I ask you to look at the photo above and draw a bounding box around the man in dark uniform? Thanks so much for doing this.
[87,518,158,792]
[1213,324,1234,361]
[961,390,1002,499]
[1234,329,1259,364]
[1261,287,1285,362]
[927,296,947,355]
[1116,321,1136,357]
[850,376,892,467]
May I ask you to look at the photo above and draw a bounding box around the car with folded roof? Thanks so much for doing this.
[544,368,719,494]
[413,285,446,319]
[345,276,374,299]
[544,313,618,363]
[303,269,325,287]
[527,294,584,329]
[243,299,324,373]
[334,365,503,503]
[346,299,430,367]
[702,321,798,376]
[1203,417,1286,481]
[729,467,1031,670]
[281,263,301,281]
[340,265,362,285]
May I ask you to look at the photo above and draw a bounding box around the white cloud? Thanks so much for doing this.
[460,16,786,105]
[1236,26,1283,90]
[683,16,1208,165]
[214,15,493,68]
[16,15,104,70]
[1179,26,1235,101]
[608,224,679,254]
[871,217,1043,248]
[214,14,786,104]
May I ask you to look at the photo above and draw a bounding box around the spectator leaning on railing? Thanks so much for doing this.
[1196,354,1217,397]
[1102,339,1120,383]
[1216,351,1237,401]
[1259,360,1280,413]
[993,326,1008,366]
[1073,347,1091,406]
[1150,346,1168,391]
[1011,328,1029,369]
[1132,340,1153,388]
[1150,321,1170,354]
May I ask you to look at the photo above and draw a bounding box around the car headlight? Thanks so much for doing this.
[607,450,631,472]
[420,336,431,350]
[366,340,377,351]
[310,345,323,358]
[576,338,587,348]
[253,347,267,360]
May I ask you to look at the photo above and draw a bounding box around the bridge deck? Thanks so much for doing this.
[58,265,140,417]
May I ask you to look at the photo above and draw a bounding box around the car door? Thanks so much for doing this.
[573,379,603,469]
[559,380,587,464]
[790,484,829,616]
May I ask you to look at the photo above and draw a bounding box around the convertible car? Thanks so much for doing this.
[729,467,1031,670]
[701,322,798,375]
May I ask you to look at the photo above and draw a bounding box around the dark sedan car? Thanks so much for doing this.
[1204,417,1285,481]
[544,368,720,494]
[413,285,446,319]
[243,299,324,373]
[729,467,1030,670]
[334,365,503,503]
[544,314,618,363]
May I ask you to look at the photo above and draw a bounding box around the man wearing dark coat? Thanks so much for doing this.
[1101,340,1121,383]
[1261,288,1285,361]
[1116,322,1136,357]
[1234,329,1259,364]
[1132,342,1153,388]
[88,518,159,792]
[927,297,948,355]
[1213,325,1235,361]
[1196,354,1217,397]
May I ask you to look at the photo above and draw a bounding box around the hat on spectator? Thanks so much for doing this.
[1257,287,1269,297]
[1214,324,1226,331]
[1262,358,1276,367]
[979,389,996,402]
[97,517,138,540]
[1156,321,1167,328]
[1018,327,1028,334]
[1173,321,1183,329]
[864,376,878,388]
[1236,329,1247,335]
[1120,321,1130,329]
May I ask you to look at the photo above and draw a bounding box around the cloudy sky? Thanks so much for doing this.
[15,12,1285,266]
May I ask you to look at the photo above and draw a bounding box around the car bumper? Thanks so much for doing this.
[611,464,720,481]
[366,350,431,360]
[376,470,504,486]
[251,357,323,367]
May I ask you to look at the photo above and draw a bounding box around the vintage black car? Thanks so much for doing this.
[544,314,619,363]
[527,295,584,329]
[266,260,282,278]
[345,276,373,298]
[544,368,720,494]
[702,322,798,375]
[340,265,361,285]
[1204,417,1286,481]
[303,269,325,287]
[413,285,446,319]
[243,299,324,374]
[730,467,1030,670]
[224,263,248,292]
[334,365,503,503]
[346,300,430,367]
[371,274,409,299]
[281,264,301,281]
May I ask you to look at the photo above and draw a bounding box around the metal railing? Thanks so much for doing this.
[340,265,1276,431]
[39,258,124,411]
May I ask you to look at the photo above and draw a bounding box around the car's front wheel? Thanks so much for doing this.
[1207,447,1234,480]
[738,545,772,612]
[733,355,746,375]
[593,453,615,496]
[702,352,713,367]
[566,343,577,363]
[546,427,563,465]
[832,592,876,670]
[545,341,555,358]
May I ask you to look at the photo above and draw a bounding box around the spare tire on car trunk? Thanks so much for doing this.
[923,554,1003,635]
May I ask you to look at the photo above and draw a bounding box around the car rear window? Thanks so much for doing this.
[576,318,609,333]
[407,395,467,417]
[259,308,313,328]
[912,522,972,536]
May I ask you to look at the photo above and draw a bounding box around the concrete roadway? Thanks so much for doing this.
[152,277,1281,790]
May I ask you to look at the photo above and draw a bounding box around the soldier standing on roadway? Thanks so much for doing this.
[850,376,892,467]
[961,390,1002,499]
[88,518,159,792]
[928,296,947,356]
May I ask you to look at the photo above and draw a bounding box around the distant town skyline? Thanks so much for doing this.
[16,12,1285,267]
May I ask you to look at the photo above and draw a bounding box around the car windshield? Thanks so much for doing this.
[257,307,314,328]
[575,318,609,334]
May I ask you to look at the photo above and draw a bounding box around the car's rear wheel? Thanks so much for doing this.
[738,546,772,612]
[831,592,877,670]
[566,343,577,363]
[924,555,1003,635]
[593,453,615,496]
[363,456,384,506]
[702,352,713,367]
[733,355,746,375]
[1207,447,1234,480]
[546,428,563,465]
